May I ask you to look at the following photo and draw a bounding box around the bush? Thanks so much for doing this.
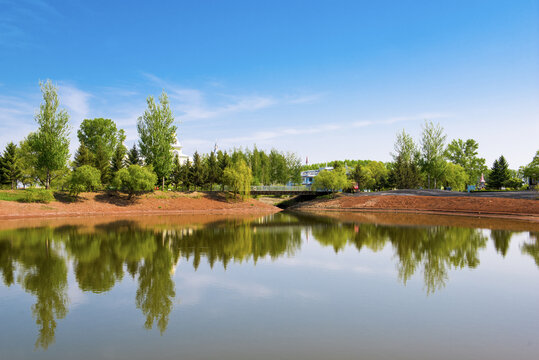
[112,165,157,198]
[69,165,102,197]
[20,188,55,203]
[312,168,350,193]
[503,177,523,190]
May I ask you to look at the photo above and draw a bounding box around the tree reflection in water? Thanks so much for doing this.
[0,213,536,348]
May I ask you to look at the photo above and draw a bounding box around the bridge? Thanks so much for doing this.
[249,186,330,196]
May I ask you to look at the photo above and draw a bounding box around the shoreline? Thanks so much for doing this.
[0,191,281,221]
[0,191,537,222]
[290,193,539,222]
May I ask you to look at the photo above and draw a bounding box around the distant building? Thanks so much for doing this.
[301,167,333,187]
[171,134,191,165]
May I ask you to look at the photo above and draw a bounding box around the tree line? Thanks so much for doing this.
[1,81,538,194]
[0,80,302,197]
[308,122,538,192]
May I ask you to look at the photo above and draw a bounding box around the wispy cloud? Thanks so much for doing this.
[0,93,36,146]
[218,112,450,145]
[0,0,62,48]
[58,84,91,118]
[143,73,321,121]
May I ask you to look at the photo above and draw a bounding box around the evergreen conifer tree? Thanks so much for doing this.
[206,151,219,190]
[0,142,22,189]
[488,155,510,189]
[191,151,206,190]
[73,142,94,168]
[126,144,142,166]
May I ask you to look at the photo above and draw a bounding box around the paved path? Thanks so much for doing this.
[350,189,538,200]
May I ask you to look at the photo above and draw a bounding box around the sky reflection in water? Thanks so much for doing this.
[0,212,538,360]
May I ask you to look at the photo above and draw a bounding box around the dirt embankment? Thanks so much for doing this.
[293,193,539,221]
[0,191,280,220]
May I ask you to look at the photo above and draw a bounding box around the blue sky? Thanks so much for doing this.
[0,0,538,167]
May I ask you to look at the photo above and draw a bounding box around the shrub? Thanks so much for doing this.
[20,188,55,203]
[312,168,350,193]
[502,177,522,190]
[69,165,102,197]
[112,165,157,198]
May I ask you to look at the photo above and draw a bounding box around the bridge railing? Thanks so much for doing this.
[250,185,311,192]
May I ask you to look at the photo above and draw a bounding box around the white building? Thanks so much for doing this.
[171,135,191,165]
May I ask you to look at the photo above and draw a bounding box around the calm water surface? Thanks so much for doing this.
[0,212,538,360]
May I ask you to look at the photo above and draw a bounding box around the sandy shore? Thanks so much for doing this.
[0,191,280,220]
[292,193,539,221]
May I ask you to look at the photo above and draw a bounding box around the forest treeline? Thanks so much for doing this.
[0,80,538,196]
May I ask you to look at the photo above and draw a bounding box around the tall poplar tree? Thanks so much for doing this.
[30,80,70,189]
[137,91,177,188]
[420,121,447,189]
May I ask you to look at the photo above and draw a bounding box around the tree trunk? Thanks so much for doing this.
[46,170,51,189]
[162,176,165,190]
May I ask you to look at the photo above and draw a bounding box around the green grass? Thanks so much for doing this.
[0,189,55,203]
[0,191,27,202]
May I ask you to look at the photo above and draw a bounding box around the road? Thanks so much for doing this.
[350,189,538,200]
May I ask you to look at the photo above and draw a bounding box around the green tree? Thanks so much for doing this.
[1,142,22,189]
[445,138,487,186]
[420,121,447,188]
[94,144,111,185]
[269,149,288,184]
[523,150,539,188]
[223,159,252,198]
[137,91,177,188]
[206,151,219,190]
[169,154,182,190]
[488,155,510,189]
[181,159,193,191]
[391,153,421,189]
[351,164,372,191]
[77,118,121,162]
[390,130,422,189]
[440,162,467,191]
[217,150,230,190]
[191,151,206,190]
[69,165,102,197]
[392,129,418,164]
[17,136,38,188]
[312,168,350,193]
[126,144,142,166]
[110,130,127,175]
[73,142,94,169]
[30,80,70,189]
[112,165,158,199]
[285,152,302,184]
[365,161,389,190]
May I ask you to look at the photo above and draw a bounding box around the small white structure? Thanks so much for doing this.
[171,134,191,165]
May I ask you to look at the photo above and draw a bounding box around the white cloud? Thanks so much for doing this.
[143,73,321,122]
[58,84,91,125]
[217,112,450,146]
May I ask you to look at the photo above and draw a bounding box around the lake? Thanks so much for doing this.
[0,212,538,360]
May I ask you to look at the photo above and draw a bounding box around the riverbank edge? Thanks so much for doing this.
[0,191,282,220]
[294,207,539,222]
[290,194,539,222]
